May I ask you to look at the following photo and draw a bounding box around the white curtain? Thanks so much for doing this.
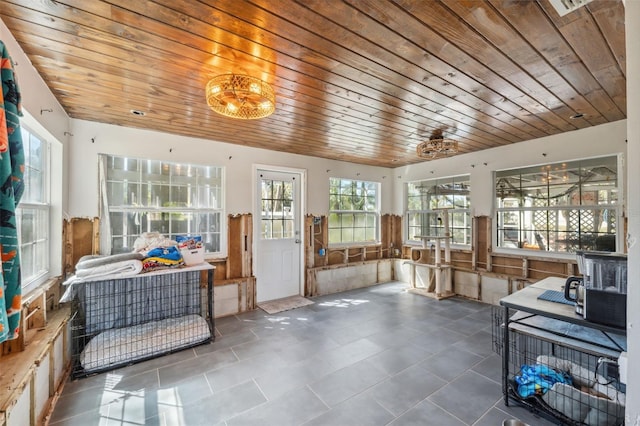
[98,154,112,255]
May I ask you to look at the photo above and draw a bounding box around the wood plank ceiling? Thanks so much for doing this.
[0,0,626,168]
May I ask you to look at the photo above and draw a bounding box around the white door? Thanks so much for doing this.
[255,169,302,302]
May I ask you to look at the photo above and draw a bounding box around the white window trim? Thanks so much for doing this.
[492,154,623,258]
[17,122,53,293]
[99,154,227,257]
[328,178,381,246]
[404,175,471,247]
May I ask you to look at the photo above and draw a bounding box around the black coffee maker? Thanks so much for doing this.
[565,251,627,328]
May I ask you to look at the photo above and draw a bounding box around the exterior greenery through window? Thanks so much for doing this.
[101,155,224,254]
[260,178,294,239]
[406,176,471,245]
[328,178,379,244]
[495,156,619,253]
[17,126,50,291]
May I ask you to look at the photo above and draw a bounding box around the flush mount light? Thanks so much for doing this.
[206,74,275,119]
[416,136,458,159]
[416,128,459,159]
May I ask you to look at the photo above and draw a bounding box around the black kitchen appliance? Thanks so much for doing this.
[579,251,627,329]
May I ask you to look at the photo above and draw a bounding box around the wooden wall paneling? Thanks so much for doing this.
[226,213,252,279]
[474,216,490,271]
[226,214,242,279]
[471,216,478,270]
[304,215,315,268]
[64,218,99,275]
[306,269,317,297]
[528,259,567,280]
[62,216,70,278]
[242,214,253,278]
[328,248,347,265]
[450,250,472,270]
[381,214,391,258]
[490,255,523,276]
[1,328,23,355]
[204,259,227,284]
[320,216,329,266]
[485,216,492,272]
[363,246,378,261]
[381,214,403,259]
[394,215,403,257]
[304,215,316,297]
[347,248,357,263]
[246,276,256,310]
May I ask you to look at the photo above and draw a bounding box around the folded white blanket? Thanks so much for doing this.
[76,252,145,270]
[60,259,144,303]
[75,259,143,280]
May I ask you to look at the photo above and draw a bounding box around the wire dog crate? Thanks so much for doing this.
[492,307,626,426]
[69,266,214,378]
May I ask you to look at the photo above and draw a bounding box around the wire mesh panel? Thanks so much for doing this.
[492,307,625,426]
[70,270,211,378]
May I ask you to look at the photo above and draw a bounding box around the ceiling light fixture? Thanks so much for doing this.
[205,74,275,119]
[416,134,459,159]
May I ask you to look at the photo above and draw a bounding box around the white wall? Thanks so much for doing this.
[392,121,627,219]
[624,0,640,422]
[67,119,394,218]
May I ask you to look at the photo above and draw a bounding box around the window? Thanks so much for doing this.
[260,177,294,239]
[495,156,619,253]
[328,178,379,244]
[100,155,224,255]
[16,126,50,291]
[406,175,471,245]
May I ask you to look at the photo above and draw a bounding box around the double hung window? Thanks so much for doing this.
[328,178,380,244]
[17,126,50,291]
[406,176,471,245]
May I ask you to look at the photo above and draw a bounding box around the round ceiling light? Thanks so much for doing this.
[206,74,275,120]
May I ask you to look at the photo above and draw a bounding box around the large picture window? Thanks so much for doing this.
[328,178,379,244]
[17,126,50,291]
[495,156,619,253]
[100,155,224,255]
[406,176,471,245]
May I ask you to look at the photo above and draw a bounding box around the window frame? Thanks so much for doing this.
[260,175,296,240]
[100,155,226,257]
[328,177,380,246]
[16,125,51,294]
[494,155,622,256]
[405,175,471,247]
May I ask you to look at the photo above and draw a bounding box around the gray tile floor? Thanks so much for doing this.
[49,282,557,426]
